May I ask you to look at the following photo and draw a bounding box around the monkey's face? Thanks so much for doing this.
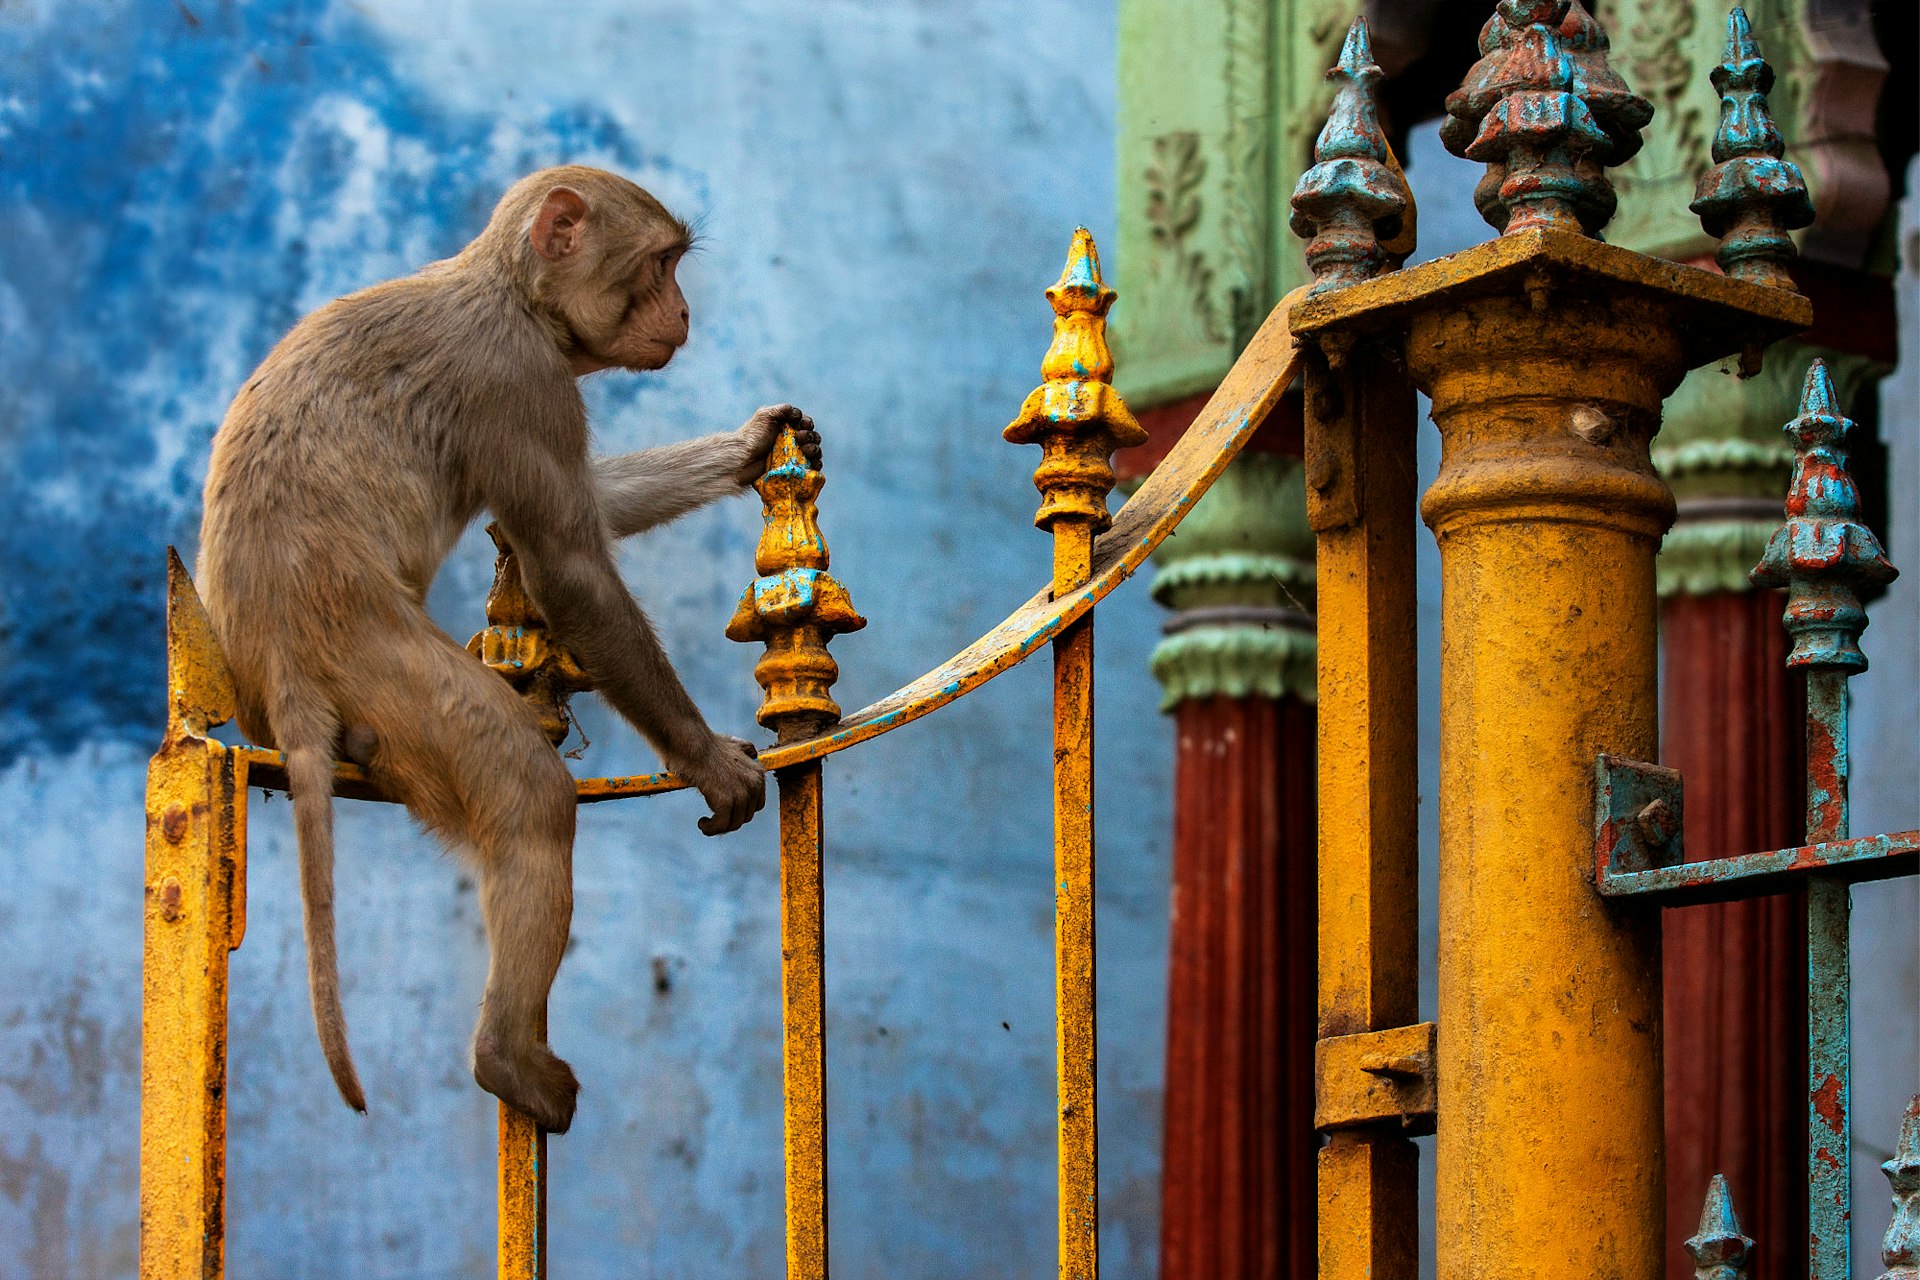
[528,182,693,377]
[595,249,691,372]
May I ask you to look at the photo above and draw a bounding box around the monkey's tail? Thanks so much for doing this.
[276,687,368,1114]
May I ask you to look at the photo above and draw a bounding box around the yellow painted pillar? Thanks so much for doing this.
[1290,5,1810,1277]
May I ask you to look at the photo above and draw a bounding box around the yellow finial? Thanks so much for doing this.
[1004,228,1145,533]
[726,423,865,739]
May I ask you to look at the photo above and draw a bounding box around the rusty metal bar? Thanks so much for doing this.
[776,762,829,1278]
[141,549,247,1280]
[1748,359,1897,1280]
[1053,541,1099,1280]
[1806,670,1852,1280]
[498,1032,548,1280]
[1003,229,1146,1280]
[1597,828,1917,901]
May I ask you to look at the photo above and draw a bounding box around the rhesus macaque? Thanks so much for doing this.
[198,165,820,1132]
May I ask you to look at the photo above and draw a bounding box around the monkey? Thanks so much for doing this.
[197,165,821,1133]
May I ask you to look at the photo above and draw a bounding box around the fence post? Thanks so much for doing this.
[1750,359,1899,1279]
[727,424,865,1280]
[1289,3,1809,1277]
[1005,229,1145,1280]
[1287,19,1425,1280]
[141,550,247,1280]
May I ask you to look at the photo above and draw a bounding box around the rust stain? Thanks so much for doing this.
[1812,1074,1845,1134]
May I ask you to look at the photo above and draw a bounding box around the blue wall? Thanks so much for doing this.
[0,3,1176,1276]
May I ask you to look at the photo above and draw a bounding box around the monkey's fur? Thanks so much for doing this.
[199,166,819,1132]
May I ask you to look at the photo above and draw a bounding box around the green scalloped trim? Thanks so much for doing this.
[1149,551,1315,602]
[1657,520,1779,598]
[1652,437,1795,479]
[1149,624,1317,710]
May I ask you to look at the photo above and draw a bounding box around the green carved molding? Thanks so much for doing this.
[1114,0,1349,409]
[1656,340,1885,596]
[1601,0,1893,272]
[1147,453,1317,707]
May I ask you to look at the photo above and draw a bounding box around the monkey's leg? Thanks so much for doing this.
[468,793,580,1135]
[348,632,583,1133]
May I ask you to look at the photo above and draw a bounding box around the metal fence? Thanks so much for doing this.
[139,3,1917,1278]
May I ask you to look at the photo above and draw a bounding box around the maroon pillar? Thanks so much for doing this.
[1661,590,1807,1280]
[1159,696,1316,1280]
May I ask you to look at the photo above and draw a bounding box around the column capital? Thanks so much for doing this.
[1147,451,1316,710]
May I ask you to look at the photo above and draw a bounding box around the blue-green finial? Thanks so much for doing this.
[1686,1176,1754,1280]
[1881,1096,1920,1280]
[1439,0,1651,236]
[1289,17,1412,292]
[1750,361,1899,670]
[1690,8,1814,289]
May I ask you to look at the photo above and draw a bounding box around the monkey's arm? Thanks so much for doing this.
[592,405,819,538]
[490,447,765,833]
[591,433,750,537]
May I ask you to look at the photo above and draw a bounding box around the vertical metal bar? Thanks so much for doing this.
[1806,669,1851,1280]
[143,550,246,1280]
[140,740,243,1280]
[724,421,863,1280]
[1305,345,1420,1280]
[779,760,829,1279]
[1002,228,1141,1280]
[498,1011,547,1280]
[1053,521,1099,1280]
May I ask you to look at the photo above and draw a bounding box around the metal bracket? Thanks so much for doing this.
[1594,753,1918,903]
[1593,754,1685,879]
[1315,1021,1437,1135]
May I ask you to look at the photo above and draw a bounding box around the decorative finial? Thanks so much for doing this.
[1749,361,1899,670]
[1690,8,1814,289]
[1685,1175,1755,1280]
[1439,0,1652,236]
[1880,1096,1920,1280]
[725,425,865,740]
[1289,17,1414,293]
[467,524,592,746]
[1004,229,1147,533]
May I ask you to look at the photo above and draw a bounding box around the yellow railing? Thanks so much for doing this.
[139,233,1308,1279]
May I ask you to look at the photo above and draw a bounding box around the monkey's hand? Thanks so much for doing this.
[731,404,822,485]
[677,733,767,836]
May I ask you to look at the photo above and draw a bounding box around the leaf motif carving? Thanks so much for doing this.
[1145,131,1225,343]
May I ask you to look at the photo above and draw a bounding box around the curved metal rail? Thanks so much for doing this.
[234,290,1304,803]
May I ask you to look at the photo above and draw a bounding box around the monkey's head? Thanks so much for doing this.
[490,165,695,377]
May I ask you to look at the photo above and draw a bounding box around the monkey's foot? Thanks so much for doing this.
[474,1037,580,1133]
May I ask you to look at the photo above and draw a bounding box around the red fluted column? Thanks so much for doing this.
[1160,696,1316,1280]
[1661,590,1807,1280]
[1123,396,1318,1280]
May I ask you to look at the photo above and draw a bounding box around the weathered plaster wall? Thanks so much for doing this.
[0,3,1173,1276]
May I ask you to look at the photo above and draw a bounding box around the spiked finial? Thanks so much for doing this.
[1004,229,1147,533]
[1289,17,1414,293]
[1881,1096,1920,1280]
[1750,361,1899,670]
[1685,1176,1754,1280]
[726,426,865,738]
[468,524,593,745]
[1690,8,1814,289]
[1439,0,1651,236]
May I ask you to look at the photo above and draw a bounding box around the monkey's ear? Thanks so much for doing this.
[530,187,590,262]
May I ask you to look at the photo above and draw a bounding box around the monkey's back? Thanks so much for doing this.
[198,271,579,740]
